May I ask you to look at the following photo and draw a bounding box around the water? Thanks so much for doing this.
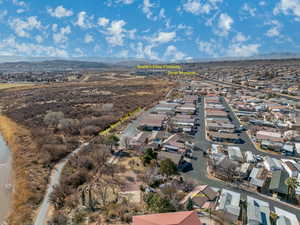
[0,134,12,224]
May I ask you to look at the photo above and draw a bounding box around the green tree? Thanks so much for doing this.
[141,148,157,166]
[285,177,299,201]
[186,197,194,211]
[159,158,178,178]
[104,135,120,152]
[145,193,175,213]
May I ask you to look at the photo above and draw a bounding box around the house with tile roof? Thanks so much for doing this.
[132,211,202,225]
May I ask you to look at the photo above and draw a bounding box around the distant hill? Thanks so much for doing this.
[0,60,113,72]
[0,52,299,72]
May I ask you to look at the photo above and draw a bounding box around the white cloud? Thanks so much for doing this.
[53,26,71,44]
[142,0,157,20]
[197,39,219,57]
[128,29,137,39]
[74,48,85,56]
[233,32,247,43]
[266,27,280,37]
[164,45,187,61]
[159,8,166,19]
[47,5,73,18]
[105,0,134,6]
[0,10,7,21]
[52,24,58,32]
[84,34,94,43]
[182,0,223,15]
[177,24,193,37]
[12,0,26,7]
[0,35,68,57]
[105,20,126,46]
[93,44,101,53]
[265,20,282,37]
[151,31,176,44]
[274,0,300,21]
[35,35,43,43]
[9,16,42,38]
[117,0,134,4]
[241,3,256,17]
[98,17,109,27]
[16,8,26,13]
[75,11,93,28]
[133,42,159,60]
[259,1,266,6]
[226,43,260,57]
[216,13,233,36]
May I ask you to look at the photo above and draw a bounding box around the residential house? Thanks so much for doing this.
[269,170,289,196]
[207,122,235,132]
[227,146,243,162]
[214,157,239,180]
[139,114,168,131]
[282,159,300,178]
[180,185,219,210]
[239,163,251,178]
[282,144,295,156]
[261,140,283,152]
[176,103,196,115]
[245,151,256,163]
[275,207,299,225]
[128,132,151,150]
[263,156,282,171]
[132,211,202,225]
[206,109,228,118]
[154,102,178,114]
[247,196,271,225]
[162,134,186,154]
[208,132,242,144]
[216,189,241,223]
[249,168,268,189]
[256,131,284,142]
[295,143,300,157]
[158,151,184,168]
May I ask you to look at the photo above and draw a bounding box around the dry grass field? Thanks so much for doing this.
[0,77,175,225]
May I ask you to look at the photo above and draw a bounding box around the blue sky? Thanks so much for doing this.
[0,0,299,61]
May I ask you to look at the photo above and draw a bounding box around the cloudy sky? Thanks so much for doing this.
[0,0,299,61]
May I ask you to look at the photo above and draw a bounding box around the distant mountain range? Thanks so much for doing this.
[0,52,299,72]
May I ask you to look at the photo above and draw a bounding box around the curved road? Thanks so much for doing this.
[34,142,89,225]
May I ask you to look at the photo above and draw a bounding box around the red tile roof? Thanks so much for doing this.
[133,211,202,225]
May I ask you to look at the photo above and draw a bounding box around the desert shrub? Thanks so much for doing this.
[44,111,64,127]
[64,194,79,209]
[64,169,89,190]
[72,209,86,224]
[47,212,68,225]
[78,156,94,170]
[81,125,100,136]
[49,184,70,210]
[141,149,157,166]
[42,144,70,163]
[159,158,178,178]
[58,118,80,135]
